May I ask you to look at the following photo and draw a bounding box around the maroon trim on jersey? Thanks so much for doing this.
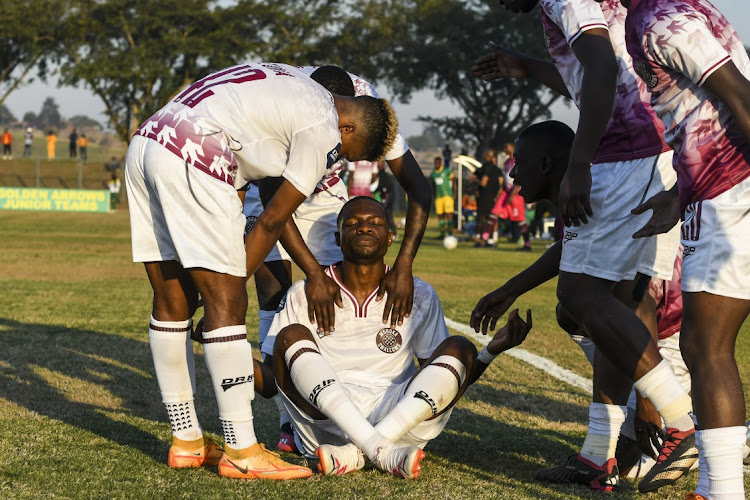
[327,263,390,318]
[697,55,731,86]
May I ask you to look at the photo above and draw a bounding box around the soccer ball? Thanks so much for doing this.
[443,235,458,250]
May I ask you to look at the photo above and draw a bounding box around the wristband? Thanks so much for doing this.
[477,347,498,365]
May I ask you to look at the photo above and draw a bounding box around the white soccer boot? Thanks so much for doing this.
[314,443,366,476]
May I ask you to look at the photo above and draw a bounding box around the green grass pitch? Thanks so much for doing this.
[0,209,748,499]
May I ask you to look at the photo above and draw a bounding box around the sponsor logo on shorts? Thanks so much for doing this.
[683,246,696,258]
[221,375,253,391]
[309,378,335,406]
[634,60,658,89]
[376,328,403,354]
[414,390,438,416]
[563,231,578,244]
[682,201,702,242]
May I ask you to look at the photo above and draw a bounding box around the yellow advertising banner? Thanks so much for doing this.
[0,187,111,213]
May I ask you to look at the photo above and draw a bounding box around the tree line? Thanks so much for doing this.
[1,0,560,152]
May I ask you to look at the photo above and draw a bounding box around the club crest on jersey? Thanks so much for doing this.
[634,60,658,89]
[326,144,342,169]
[376,328,402,354]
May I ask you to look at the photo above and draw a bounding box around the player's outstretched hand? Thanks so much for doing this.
[631,189,680,239]
[305,271,343,336]
[376,259,414,328]
[470,286,518,334]
[559,164,593,227]
[487,309,532,355]
[472,42,528,81]
[634,393,665,459]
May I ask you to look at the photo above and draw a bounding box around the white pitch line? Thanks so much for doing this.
[444,317,593,394]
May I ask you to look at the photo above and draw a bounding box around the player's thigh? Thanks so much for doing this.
[560,152,678,282]
[140,140,246,277]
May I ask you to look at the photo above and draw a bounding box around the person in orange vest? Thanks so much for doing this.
[46,130,57,160]
[2,129,12,159]
[77,133,88,161]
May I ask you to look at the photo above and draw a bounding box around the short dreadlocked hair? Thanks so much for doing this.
[354,95,399,161]
[310,65,355,97]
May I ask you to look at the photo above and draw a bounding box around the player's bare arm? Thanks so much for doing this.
[377,151,431,327]
[630,184,680,239]
[703,61,750,143]
[473,41,571,98]
[559,29,617,227]
[246,179,306,278]
[468,308,532,384]
[259,177,343,335]
[471,241,560,334]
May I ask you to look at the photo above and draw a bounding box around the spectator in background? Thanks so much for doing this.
[442,143,452,168]
[69,129,78,159]
[108,172,121,210]
[462,180,479,235]
[502,142,515,186]
[373,159,398,238]
[78,134,88,161]
[347,159,378,197]
[46,130,57,160]
[105,156,121,173]
[2,129,12,160]
[23,128,33,158]
[473,148,503,247]
[430,156,456,238]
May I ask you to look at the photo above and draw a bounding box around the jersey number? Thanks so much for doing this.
[174,65,267,108]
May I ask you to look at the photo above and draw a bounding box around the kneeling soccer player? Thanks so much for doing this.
[253,196,532,478]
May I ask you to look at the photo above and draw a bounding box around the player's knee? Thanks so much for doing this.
[437,336,477,365]
[556,303,581,336]
[274,324,316,359]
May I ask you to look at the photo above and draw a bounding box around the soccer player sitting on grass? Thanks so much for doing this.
[252,196,532,478]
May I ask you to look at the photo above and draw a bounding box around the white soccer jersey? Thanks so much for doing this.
[135,63,342,197]
[262,264,449,393]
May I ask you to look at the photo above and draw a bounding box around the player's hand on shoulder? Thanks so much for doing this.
[376,258,414,328]
[304,270,343,336]
[559,162,593,227]
[470,286,518,335]
[472,42,528,81]
[487,308,532,355]
[631,189,680,239]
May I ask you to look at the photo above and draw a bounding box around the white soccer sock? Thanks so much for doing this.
[273,394,292,427]
[203,325,257,449]
[149,316,203,441]
[375,355,466,443]
[569,334,595,366]
[633,360,693,431]
[284,340,384,459]
[258,309,276,347]
[695,426,746,499]
[579,403,627,467]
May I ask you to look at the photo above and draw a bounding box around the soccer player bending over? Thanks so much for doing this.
[125,62,397,480]
[253,196,532,478]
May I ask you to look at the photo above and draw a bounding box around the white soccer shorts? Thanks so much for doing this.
[680,175,750,300]
[243,182,346,266]
[126,135,247,276]
[559,151,679,282]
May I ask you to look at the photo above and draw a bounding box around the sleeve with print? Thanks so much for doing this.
[260,281,312,357]
[282,124,342,197]
[645,11,731,86]
[410,279,450,360]
[542,0,608,46]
